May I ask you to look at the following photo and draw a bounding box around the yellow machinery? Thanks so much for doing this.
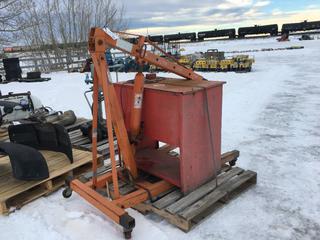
[178,55,193,68]
[193,58,208,71]
[190,51,254,72]
[208,59,219,70]
[231,55,255,72]
[156,48,254,72]
[220,59,234,71]
[193,58,219,71]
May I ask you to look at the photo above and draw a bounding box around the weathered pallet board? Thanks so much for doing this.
[91,150,253,231]
[164,167,241,214]
[0,148,96,215]
[134,166,257,232]
[64,118,90,132]
[0,128,9,142]
[69,129,116,156]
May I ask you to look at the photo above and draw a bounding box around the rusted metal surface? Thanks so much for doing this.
[117,77,224,94]
[135,148,181,187]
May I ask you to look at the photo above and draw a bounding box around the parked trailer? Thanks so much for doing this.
[164,32,197,42]
[147,35,164,43]
[198,29,236,40]
[125,37,138,44]
[238,24,278,38]
[306,20,320,30]
[282,20,320,34]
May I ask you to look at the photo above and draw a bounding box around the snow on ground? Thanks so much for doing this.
[0,35,320,240]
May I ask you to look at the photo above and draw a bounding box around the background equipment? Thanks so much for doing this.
[0,91,77,127]
[0,92,42,125]
[2,58,22,81]
[80,78,107,142]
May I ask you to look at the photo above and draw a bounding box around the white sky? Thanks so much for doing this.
[117,0,320,35]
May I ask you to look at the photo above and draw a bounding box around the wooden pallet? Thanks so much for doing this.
[65,119,110,154]
[0,148,96,215]
[133,165,257,232]
[0,127,9,142]
[68,128,115,155]
[69,129,117,156]
[64,117,116,155]
[80,150,256,232]
[65,118,90,132]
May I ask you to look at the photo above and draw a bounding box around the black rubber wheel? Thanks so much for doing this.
[124,230,132,239]
[229,159,237,167]
[62,188,72,198]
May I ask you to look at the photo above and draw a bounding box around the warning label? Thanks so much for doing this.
[134,94,143,108]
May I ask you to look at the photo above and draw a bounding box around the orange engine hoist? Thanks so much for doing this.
[63,27,225,238]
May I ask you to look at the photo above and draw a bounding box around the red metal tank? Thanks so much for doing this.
[114,78,224,193]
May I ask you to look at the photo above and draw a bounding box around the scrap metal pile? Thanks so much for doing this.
[0,91,76,127]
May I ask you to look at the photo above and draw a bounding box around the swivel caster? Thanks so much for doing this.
[229,158,237,167]
[62,187,72,198]
[123,228,132,239]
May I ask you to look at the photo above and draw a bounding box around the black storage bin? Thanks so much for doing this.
[3,58,22,81]
[27,71,41,79]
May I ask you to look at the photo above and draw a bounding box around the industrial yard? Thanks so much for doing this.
[1,34,319,239]
[1,0,320,239]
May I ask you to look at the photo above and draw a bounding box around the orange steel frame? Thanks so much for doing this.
[67,27,205,238]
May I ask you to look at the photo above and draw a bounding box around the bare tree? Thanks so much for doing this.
[16,0,127,71]
[20,0,127,44]
[0,0,26,46]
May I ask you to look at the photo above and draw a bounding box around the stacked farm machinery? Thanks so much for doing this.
[179,49,255,72]
[102,46,254,73]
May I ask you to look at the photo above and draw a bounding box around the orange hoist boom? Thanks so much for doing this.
[88,27,205,182]
[89,27,204,81]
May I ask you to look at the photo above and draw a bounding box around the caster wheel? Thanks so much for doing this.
[229,159,237,167]
[62,188,72,198]
[123,229,132,239]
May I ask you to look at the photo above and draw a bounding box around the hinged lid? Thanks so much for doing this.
[116,77,225,94]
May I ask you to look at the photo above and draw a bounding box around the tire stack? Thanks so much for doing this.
[3,58,22,82]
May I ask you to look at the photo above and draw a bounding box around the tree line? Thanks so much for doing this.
[0,0,126,71]
[1,0,126,47]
